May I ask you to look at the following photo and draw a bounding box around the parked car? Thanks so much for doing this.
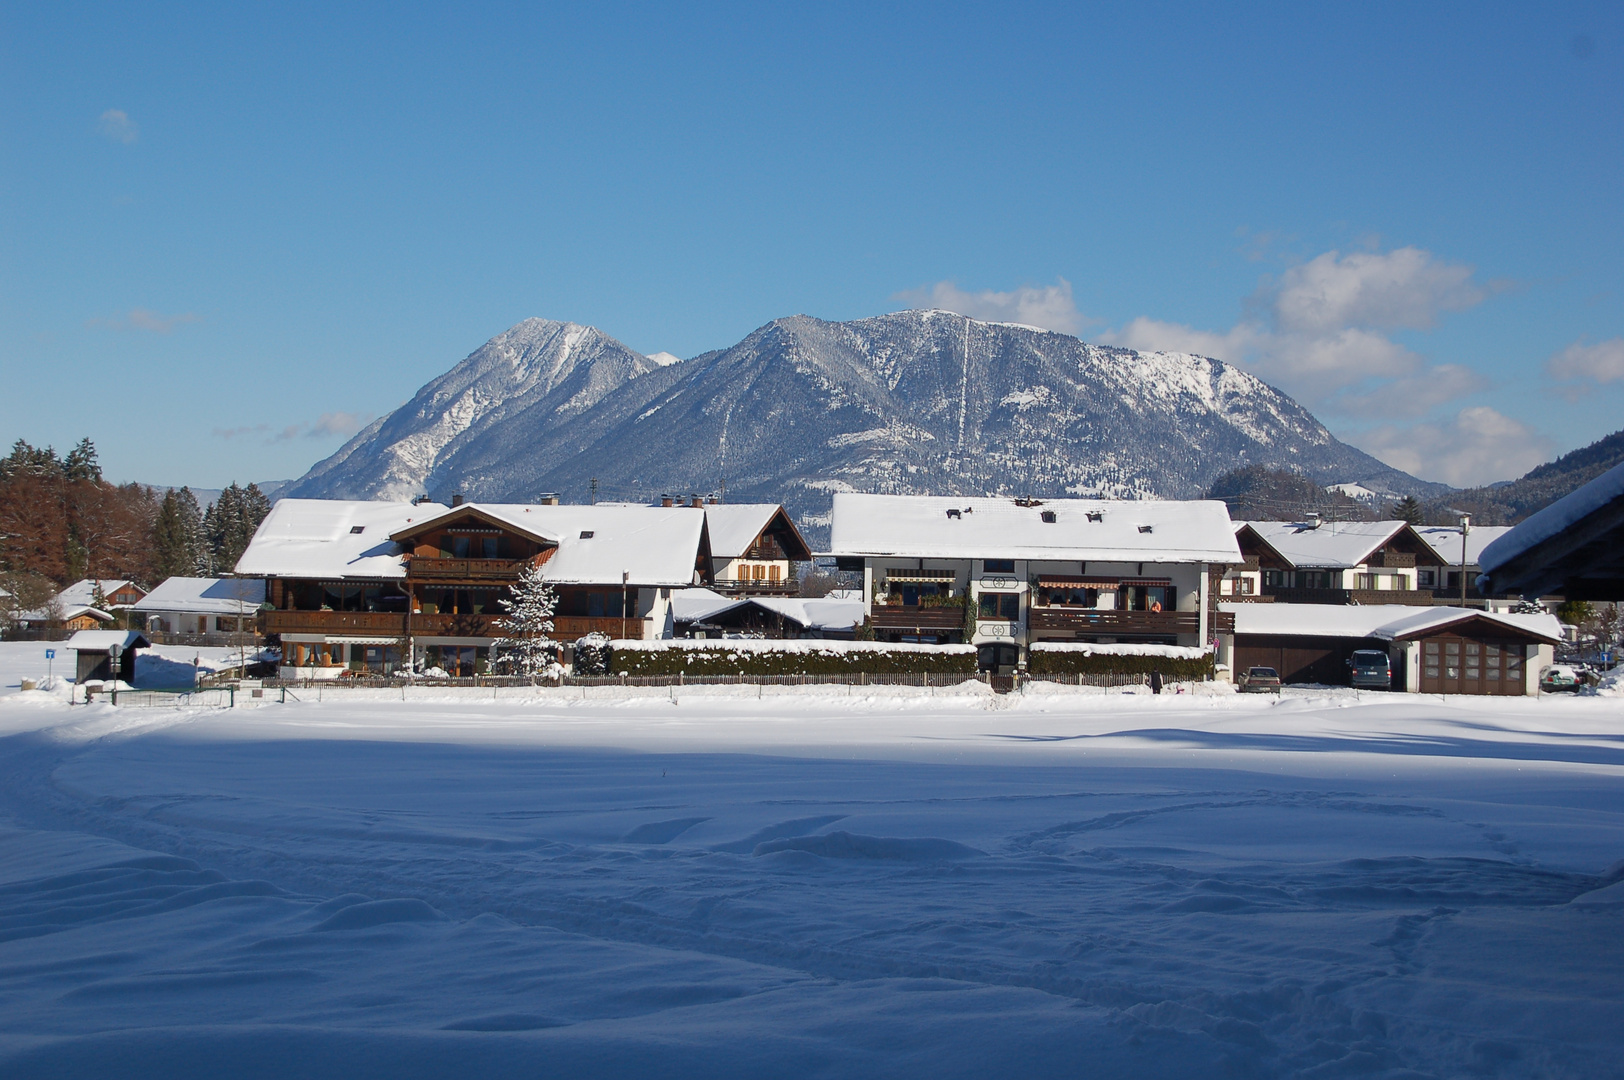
[1540,665,1583,693]
[1239,666,1282,693]
[1347,649,1393,690]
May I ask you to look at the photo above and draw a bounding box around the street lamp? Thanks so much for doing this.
[1458,514,1471,608]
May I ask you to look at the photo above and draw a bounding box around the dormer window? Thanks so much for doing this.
[1087,511,1103,523]
[946,508,962,519]
[579,530,595,539]
[1138,524,1153,533]
[350,526,365,534]
[1040,510,1056,524]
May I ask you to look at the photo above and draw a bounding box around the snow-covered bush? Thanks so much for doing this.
[1027,642,1215,680]
[607,639,977,677]
[572,633,612,676]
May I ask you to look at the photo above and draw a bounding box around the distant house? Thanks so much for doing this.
[671,587,864,639]
[131,577,268,635]
[828,493,1241,670]
[1478,460,1624,602]
[699,502,813,596]
[1234,520,1434,605]
[1411,524,1520,607]
[13,577,144,633]
[1225,603,1561,695]
[237,497,719,678]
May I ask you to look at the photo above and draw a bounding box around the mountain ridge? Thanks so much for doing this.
[285,311,1445,540]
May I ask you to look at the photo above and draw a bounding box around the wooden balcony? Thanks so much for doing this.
[1367,551,1417,568]
[1264,587,1436,606]
[265,610,649,640]
[405,557,530,581]
[1027,609,1234,635]
[712,578,799,596]
[870,606,966,633]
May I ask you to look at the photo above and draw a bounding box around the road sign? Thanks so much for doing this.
[45,649,55,659]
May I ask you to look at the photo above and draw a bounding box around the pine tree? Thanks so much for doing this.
[153,490,197,578]
[64,438,102,482]
[491,564,558,679]
[1390,494,1423,525]
[175,487,209,573]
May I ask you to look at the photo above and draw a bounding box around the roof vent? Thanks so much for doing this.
[946,508,962,519]
[349,525,365,534]
[1138,524,1153,534]
[1040,510,1057,524]
[579,530,595,539]
[1087,511,1104,523]
[1013,497,1044,507]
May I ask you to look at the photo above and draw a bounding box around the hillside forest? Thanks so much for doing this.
[0,439,270,613]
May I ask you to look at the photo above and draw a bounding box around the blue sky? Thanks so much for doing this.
[2,3,1620,489]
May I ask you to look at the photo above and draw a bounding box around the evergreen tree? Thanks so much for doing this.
[64,438,102,482]
[175,487,209,573]
[1389,495,1423,525]
[491,564,559,679]
[153,490,196,578]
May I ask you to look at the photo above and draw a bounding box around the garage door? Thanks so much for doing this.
[1419,636,1525,696]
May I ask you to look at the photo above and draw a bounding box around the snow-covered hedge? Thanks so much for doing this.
[1027,641,1214,680]
[608,639,977,677]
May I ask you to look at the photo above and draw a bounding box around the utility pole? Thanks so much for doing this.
[621,570,629,640]
[1458,514,1471,608]
[590,478,598,505]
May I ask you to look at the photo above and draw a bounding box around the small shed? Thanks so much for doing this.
[66,629,150,684]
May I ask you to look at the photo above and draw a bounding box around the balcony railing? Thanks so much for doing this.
[1028,609,1234,635]
[1264,587,1436,606]
[1366,551,1417,568]
[265,610,650,641]
[405,557,530,580]
[870,606,966,632]
[712,578,799,596]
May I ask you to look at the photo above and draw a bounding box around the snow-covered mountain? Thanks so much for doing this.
[285,311,1440,536]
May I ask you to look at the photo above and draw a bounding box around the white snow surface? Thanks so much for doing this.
[234,499,449,579]
[0,639,1621,1078]
[1030,641,1210,659]
[1412,524,1517,567]
[830,493,1242,563]
[131,577,267,617]
[1480,459,1624,576]
[1240,519,1407,569]
[1225,602,1563,643]
[701,503,789,559]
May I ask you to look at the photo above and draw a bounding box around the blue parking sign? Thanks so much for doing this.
[45,649,55,660]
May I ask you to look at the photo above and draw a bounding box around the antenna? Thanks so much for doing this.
[590,478,598,505]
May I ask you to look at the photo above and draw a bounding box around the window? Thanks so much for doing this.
[350,525,365,534]
[482,537,499,559]
[983,559,1015,574]
[978,592,1020,620]
[1263,569,1287,588]
[1236,577,1254,595]
[1040,510,1056,523]
[579,530,594,539]
[1419,569,1436,587]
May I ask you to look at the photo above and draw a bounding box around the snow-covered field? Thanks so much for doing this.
[1,643,1622,1078]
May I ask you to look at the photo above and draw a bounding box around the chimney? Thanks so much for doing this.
[707,497,718,505]
[451,494,465,507]
[661,495,673,508]
[538,493,559,505]
[690,496,704,508]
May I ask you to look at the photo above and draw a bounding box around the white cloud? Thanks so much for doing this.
[98,109,138,144]
[1098,246,1496,420]
[1547,337,1624,384]
[89,308,201,333]
[1265,247,1485,334]
[1350,406,1553,487]
[893,278,1087,334]
[307,411,368,439]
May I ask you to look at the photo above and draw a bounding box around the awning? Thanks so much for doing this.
[883,571,957,583]
[1036,576,1121,588]
[1119,578,1173,587]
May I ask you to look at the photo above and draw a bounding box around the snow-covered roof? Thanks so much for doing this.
[828,494,1241,563]
[401,503,708,587]
[65,629,149,651]
[18,603,113,624]
[55,579,138,607]
[668,587,865,633]
[1479,461,1624,583]
[1411,525,1515,567]
[1223,602,1562,643]
[235,499,446,580]
[703,504,805,559]
[1238,520,1407,569]
[132,577,267,616]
